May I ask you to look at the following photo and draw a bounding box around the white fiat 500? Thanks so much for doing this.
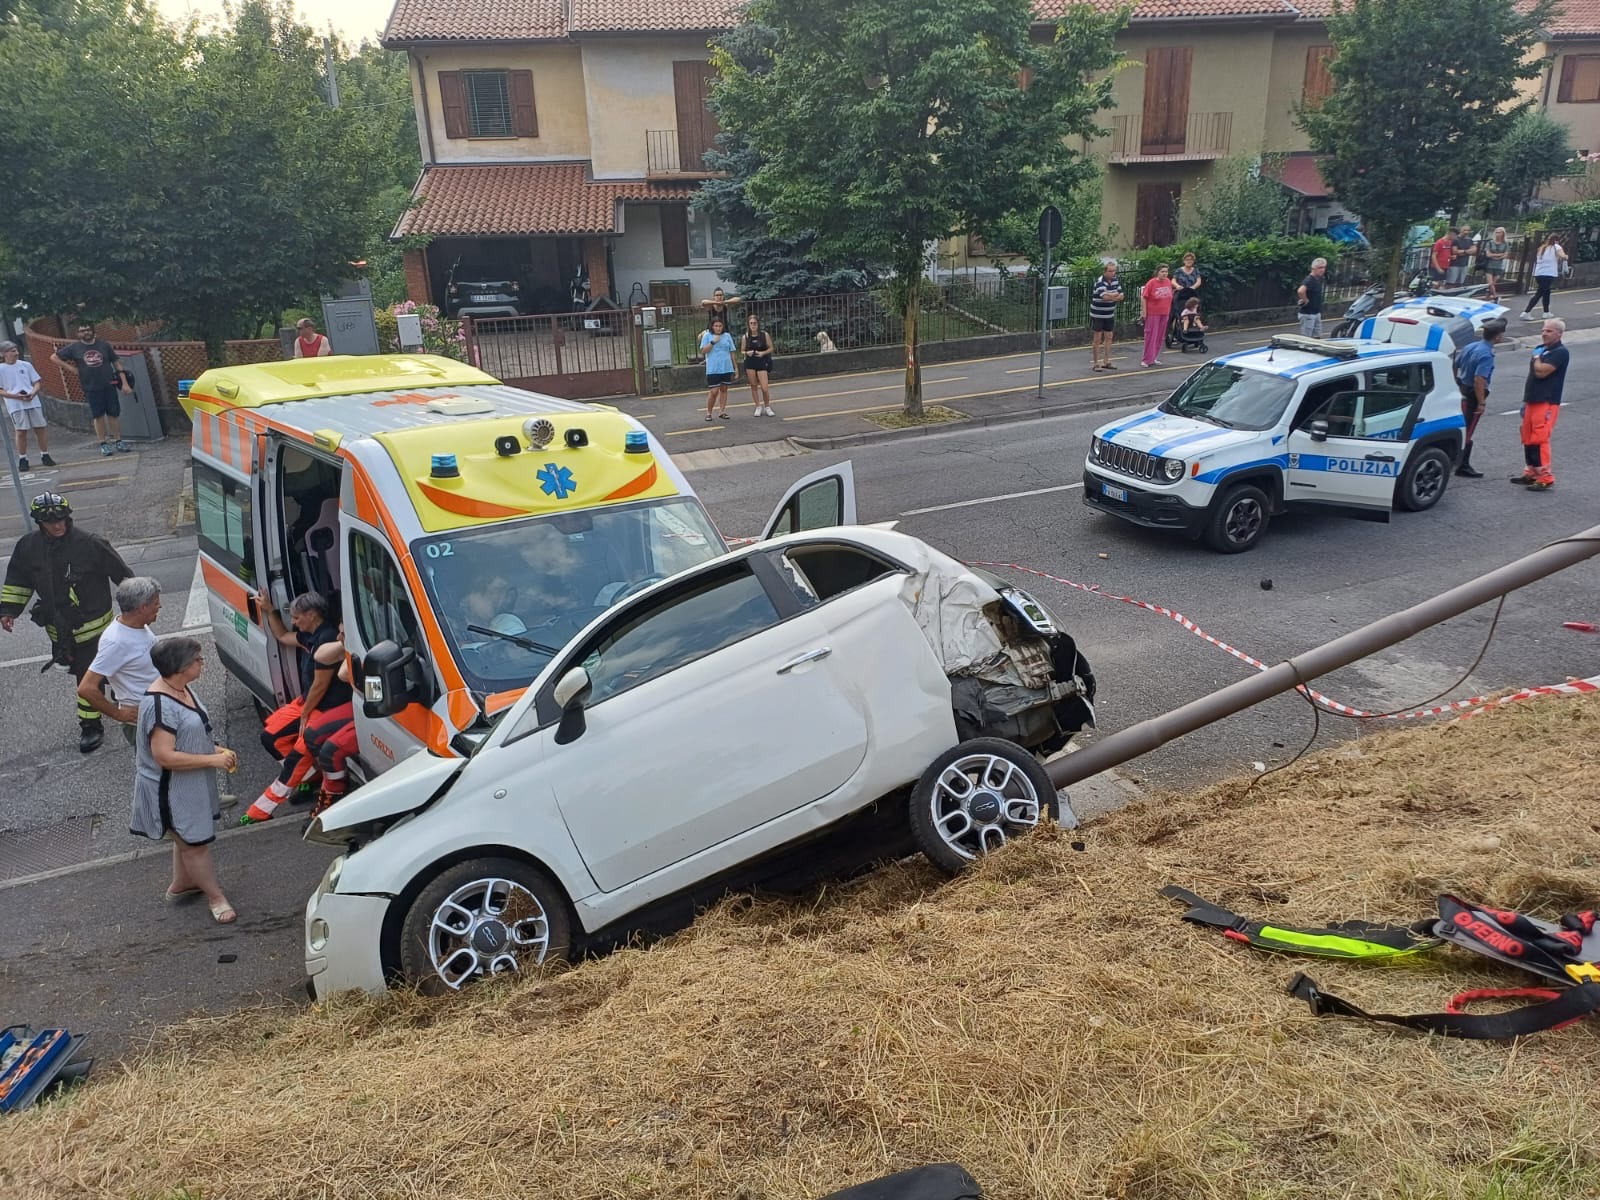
[303,526,1096,998]
[1083,334,1465,552]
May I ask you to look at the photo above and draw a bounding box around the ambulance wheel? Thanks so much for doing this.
[910,738,1055,875]
[399,857,572,995]
[1204,484,1270,553]
[1398,446,1451,512]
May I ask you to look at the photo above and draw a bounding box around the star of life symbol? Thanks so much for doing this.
[537,462,575,499]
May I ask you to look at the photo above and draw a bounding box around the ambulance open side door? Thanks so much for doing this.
[339,509,439,777]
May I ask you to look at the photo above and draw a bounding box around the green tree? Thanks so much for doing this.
[698,22,875,298]
[0,0,397,361]
[1493,109,1575,209]
[1181,155,1293,241]
[971,171,1106,283]
[1298,0,1552,299]
[714,0,1125,416]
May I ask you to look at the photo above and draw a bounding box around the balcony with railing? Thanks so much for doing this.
[645,130,722,179]
[1106,112,1232,164]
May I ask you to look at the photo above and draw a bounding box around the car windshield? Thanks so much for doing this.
[414,497,726,693]
[1160,362,1298,431]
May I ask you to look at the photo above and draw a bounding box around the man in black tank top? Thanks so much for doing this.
[244,591,346,822]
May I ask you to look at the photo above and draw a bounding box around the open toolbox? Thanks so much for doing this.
[0,1026,94,1113]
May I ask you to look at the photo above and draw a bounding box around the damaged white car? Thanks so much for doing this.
[303,526,1095,997]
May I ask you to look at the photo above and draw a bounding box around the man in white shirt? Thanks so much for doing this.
[78,577,162,745]
[0,340,54,470]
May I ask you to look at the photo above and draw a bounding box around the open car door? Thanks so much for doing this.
[761,461,857,540]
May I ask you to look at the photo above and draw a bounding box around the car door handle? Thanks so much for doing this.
[776,647,832,674]
[1364,453,1396,462]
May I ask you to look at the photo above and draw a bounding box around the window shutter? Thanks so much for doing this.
[1559,54,1577,103]
[510,69,539,138]
[439,71,468,139]
[662,207,690,268]
[1304,46,1335,106]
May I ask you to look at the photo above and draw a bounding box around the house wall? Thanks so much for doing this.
[1538,40,1600,155]
[412,44,592,164]
[612,204,736,304]
[1263,26,1330,152]
[579,37,716,180]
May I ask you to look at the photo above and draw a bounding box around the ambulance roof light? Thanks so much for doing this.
[625,430,649,454]
[431,453,460,479]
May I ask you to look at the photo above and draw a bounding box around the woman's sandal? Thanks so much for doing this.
[163,886,203,903]
[209,899,238,925]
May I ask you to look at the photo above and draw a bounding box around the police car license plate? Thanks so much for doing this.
[1100,483,1128,503]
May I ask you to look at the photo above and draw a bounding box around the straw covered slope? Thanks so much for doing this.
[7,697,1600,1200]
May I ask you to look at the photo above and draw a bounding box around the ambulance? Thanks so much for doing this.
[181,355,854,777]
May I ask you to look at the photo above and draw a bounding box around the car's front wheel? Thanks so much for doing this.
[399,857,571,994]
[1397,446,1452,512]
[910,738,1058,875]
[1204,483,1271,553]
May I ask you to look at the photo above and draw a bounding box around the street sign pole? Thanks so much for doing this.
[1,412,28,519]
[1036,205,1063,401]
[1037,241,1051,401]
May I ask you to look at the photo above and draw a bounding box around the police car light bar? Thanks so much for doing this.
[1267,334,1361,359]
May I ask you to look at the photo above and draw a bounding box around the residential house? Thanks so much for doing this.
[1525,0,1600,203]
[384,0,743,313]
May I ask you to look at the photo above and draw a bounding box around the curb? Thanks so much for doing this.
[789,388,1170,450]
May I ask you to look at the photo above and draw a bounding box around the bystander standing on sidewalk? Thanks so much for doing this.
[1479,227,1510,301]
[53,322,132,457]
[699,318,737,420]
[0,340,54,469]
[1140,265,1174,368]
[1089,262,1122,371]
[1511,317,1568,491]
[1448,225,1475,285]
[1522,233,1566,321]
[77,577,162,747]
[1296,258,1327,337]
[1452,318,1505,479]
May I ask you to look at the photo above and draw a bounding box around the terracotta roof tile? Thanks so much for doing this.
[1544,0,1600,36]
[1033,0,1298,19]
[384,0,567,45]
[569,0,744,34]
[393,163,697,238]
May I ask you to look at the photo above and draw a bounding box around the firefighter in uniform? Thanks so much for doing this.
[0,493,133,752]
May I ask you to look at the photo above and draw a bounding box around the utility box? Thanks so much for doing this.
[114,349,164,441]
[396,313,424,350]
[645,329,675,369]
[320,279,380,356]
[1045,286,1070,323]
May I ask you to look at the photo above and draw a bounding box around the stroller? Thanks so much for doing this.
[1175,309,1208,354]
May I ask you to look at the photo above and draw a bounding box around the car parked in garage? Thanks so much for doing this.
[303,526,1097,998]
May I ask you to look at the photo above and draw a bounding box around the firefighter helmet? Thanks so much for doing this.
[28,492,71,523]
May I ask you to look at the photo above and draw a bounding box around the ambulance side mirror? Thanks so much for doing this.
[362,639,418,718]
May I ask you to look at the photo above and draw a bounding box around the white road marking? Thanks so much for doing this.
[900,482,1084,517]
[182,558,208,628]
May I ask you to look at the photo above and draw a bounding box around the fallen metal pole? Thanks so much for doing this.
[1049,523,1600,790]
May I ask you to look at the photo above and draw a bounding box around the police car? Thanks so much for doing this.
[1083,334,1465,553]
[1357,294,1508,353]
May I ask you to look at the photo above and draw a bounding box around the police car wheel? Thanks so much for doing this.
[399,857,572,995]
[910,737,1057,875]
[1204,484,1270,554]
[1397,447,1451,512]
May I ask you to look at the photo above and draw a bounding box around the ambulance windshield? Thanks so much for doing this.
[414,496,726,691]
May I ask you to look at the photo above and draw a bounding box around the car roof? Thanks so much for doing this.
[1213,338,1445,380]
[1378,295,1505,323]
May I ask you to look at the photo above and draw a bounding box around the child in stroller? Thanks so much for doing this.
[1176,298,1208,353]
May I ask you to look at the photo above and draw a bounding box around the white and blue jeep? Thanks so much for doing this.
[1083,334,1466,553]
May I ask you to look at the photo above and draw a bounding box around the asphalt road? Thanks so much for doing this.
[4,303,1599,1061]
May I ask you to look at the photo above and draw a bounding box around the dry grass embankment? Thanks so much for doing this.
[6,697,1600,1200]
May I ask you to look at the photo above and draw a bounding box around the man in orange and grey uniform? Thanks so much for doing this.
[1452,318,1506,479]
[1511,318,1569,491]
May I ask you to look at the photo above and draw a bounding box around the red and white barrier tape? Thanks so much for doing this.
[970,560,1600,721]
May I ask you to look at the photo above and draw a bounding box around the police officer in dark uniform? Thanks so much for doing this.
[0,493,133,752]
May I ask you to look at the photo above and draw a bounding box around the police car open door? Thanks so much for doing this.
[1285,388,1420,521]
[761,461,857,541]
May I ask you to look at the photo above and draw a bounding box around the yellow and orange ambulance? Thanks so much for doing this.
[181,354,854,777]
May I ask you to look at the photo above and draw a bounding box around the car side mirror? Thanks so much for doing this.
[553,667,592,745]
[361,639,417,718]
[1308,419,1330,443]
